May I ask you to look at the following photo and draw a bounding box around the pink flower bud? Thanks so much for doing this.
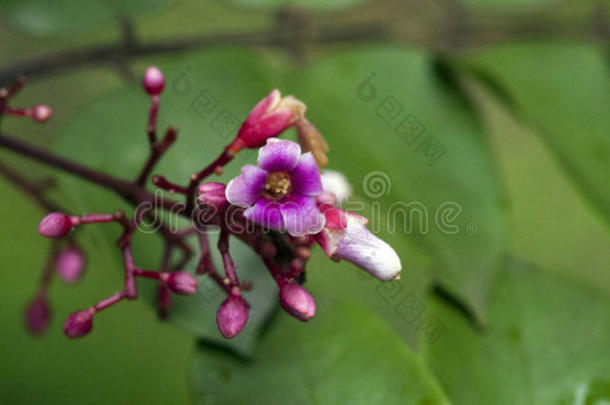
[229,89,306,153]
[216,293,249,338]
[25,296,51,335]
[197,182,228,211]
[31,104,52,123]
[142,66,165,96]
[166,271,197,295]
[279,283,316,321]
[56,246,86,283]
[63,309,94,338]
[38,212,73,238]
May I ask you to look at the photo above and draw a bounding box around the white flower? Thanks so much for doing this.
[315,206,401,281]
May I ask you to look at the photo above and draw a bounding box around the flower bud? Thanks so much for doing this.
[216,293,249,338]
[197,182,228,211]
[279,283,316,321]
[63,309,94,338]
[56,246,86,283]
[228,89,306,153]
[142,66,165,96]
[31,104,52,123]
[315,206,401,281]
[25,296,51,335]
[38,212,73,238]
[166,271,197,295]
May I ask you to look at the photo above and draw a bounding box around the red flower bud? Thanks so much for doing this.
[142,66,165,96]
[197,182,228,211]
[25,296,51,335]
[166,271,197,295]
[63,309,94,338]
[56,246,86,283]
[228,89,306,153]
[216,293,249,338]
[279,283,316,321]
[38,212,73,238]
[31,104,52,123]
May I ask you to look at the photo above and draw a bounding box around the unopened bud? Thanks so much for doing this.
[259,241,277,258]
[289,257,305,274]
[197,182,228,211]
[142,66,165,96]
[216,293,249,338]
[25,296,51,335]
[279,283,316,321]
[229,89,306,153]
[38,212,73,238]
[294,246,311,260]
[56,246,86,283]
[166,271,197,295]
[31,104,52,123]
[63,309,94,338]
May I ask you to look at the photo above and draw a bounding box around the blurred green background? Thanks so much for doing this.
[1,0,609,404]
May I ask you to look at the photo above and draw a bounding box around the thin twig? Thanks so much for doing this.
[0,161,58,211]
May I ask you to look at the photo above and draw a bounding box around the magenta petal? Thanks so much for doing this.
[225,165,268,207]
[279,195,326,236]
[244,198,285,231]
[258,139,301,172]
[247,89,280,123]
[290,152,322,196]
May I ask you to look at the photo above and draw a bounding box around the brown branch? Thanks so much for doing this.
[0,161,58,211]
[0,23,387,86]
[0,1,607,86]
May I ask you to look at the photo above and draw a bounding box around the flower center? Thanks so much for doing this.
[262,171,292,200]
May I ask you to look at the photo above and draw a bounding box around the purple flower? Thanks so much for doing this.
[225,139,326,236]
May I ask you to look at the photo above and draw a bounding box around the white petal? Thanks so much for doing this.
[334,225,401,281]
[321,170,352,204]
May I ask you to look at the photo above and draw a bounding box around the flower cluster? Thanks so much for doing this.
[9,66,401,340]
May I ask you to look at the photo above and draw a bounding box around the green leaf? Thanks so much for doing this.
[191,299,450,404]
[216,0,368,11]
[422,258,610,404]
[462,42,610,230]
[288,46,507,322]
[52,48,281,353]
[0,0,175,36]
